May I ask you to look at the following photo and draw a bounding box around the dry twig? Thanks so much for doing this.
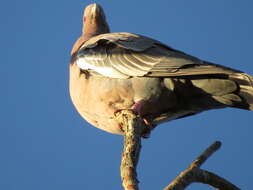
[163,141,240,190]
[115,110,146,190]
[115,111,240,190]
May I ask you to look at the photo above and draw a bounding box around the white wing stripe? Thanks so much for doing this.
[76,57,128,78]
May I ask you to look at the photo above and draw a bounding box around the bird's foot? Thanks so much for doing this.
[140,118,153,138]
[114,100,155,138]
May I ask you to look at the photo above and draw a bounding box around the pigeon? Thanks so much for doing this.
[69,3,253,136]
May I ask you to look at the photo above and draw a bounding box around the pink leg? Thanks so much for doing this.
[131,100,146,116]
[115,100,155,138]
[131,100,154,138]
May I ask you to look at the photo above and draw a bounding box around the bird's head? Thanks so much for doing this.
[82,3,110,36]
[71,3,110,57]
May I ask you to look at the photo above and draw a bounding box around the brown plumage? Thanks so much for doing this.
[69,4,253,135]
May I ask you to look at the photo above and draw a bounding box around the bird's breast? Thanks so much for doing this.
[69,63,175,134]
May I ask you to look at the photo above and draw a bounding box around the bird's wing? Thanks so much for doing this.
[75,32,240,79]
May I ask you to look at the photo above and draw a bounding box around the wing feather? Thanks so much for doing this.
[75,32,241,79]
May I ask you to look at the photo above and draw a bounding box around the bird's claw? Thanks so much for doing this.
[114,104,154,138]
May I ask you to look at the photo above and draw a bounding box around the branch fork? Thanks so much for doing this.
[115,110,240,190]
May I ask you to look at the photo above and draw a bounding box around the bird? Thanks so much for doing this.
[69,3,253,137]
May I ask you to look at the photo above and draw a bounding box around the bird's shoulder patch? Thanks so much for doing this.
[81,32,162,52]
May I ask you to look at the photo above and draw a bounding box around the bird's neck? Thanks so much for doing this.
[70,31,99,56]
[83,23,109,38]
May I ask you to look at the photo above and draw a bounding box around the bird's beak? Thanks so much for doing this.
[84,3,103,18]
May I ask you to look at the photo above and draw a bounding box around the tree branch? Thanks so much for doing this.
[163,141,240,190]
[115,110,146,190]
[115,112,240,190]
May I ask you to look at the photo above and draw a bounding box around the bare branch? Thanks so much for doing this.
[115,110,146,190]
[163,141,240,190]
[197,169,240,190]
[191,141,221,168]
[115,113,240,190]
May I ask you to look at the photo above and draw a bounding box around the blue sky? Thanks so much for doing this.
[1,0,253,189]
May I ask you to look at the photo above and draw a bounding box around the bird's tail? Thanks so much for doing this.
[229,73,253,110]
[189,71,253,111]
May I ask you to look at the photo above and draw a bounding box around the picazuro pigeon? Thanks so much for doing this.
[70,3,253,136]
